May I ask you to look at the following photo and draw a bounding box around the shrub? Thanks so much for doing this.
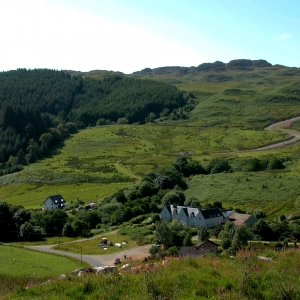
[268,157,285,170]
[165,246,179,256]
[208,158,230,174]
[62,222,76,237]
[162,191,182,206]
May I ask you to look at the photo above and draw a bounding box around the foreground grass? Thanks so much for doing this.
[5,249,300,299]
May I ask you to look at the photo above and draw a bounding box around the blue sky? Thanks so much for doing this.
[0,0,299,73]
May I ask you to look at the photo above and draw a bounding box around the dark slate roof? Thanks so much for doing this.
[195,240,219,248]
[165,205,172,214]
[201,208,223,219]
[44,194,65,206]
[181,207,188,215]
[179,240,218,258]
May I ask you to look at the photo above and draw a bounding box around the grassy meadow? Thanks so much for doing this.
[0,245,86,277]
[0,244,88,297]
[0,124,288,209]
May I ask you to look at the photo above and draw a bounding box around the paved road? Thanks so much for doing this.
[25,244,151,267]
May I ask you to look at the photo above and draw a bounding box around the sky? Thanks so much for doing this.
[0,0,299,73]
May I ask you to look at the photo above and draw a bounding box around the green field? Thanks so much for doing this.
[0,124,288,209]
[0,245,86,278]
[0,244,88,297]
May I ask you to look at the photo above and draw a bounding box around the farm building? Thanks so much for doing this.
[179,240,219,258]
[229,213,257,225]
[44,194,66,210]
[161,205,226,228]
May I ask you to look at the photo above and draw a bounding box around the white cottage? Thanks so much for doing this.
[44,194,66,210]
[161,205,225,228]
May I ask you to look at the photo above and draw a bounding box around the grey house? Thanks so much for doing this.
[44,195,66,210]
[161,205,225,228]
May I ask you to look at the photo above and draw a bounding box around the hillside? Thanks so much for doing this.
[0,69,185,175]
[78,59,300,130]
[1,59,300,216]
[132,59,300,127]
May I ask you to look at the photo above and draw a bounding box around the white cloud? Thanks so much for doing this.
[278,33,291,40]
[0,0,207,73]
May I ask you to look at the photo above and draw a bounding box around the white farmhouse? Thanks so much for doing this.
[161,205,225,228]
[44,194,66,210]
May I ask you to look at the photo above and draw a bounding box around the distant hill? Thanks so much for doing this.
[129,59,300,83]
[123,59,300,129]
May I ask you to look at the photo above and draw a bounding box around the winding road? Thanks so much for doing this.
[220,115,300,154]
[251,115,300,151]
[25,234,151,267]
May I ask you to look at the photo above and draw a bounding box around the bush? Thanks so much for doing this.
[62,222,76,237]
[162,191,181,206]
[165,246,179,256]
[129,215,148,224]
[20,222,44,241]
[268,157,285,170]
[208,158,230,174]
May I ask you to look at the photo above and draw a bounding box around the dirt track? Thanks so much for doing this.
[220,115,300,153]
[252,115,300,151]
[25,230,151,267]
[25,244,151,267]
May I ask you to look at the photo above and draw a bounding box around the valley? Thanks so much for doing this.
[1,60,300,299]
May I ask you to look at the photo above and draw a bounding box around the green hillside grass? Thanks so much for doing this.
[0,124,287,208]
[185,144,300,219]
[185,170,299,218]
[130,64,300,129]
